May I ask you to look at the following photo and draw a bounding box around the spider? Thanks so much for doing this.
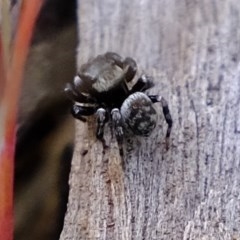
[65,52,172,148]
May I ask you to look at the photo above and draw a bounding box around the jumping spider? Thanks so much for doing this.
[65,52,172,148]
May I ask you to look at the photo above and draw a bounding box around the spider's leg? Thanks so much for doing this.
[111,108,124,143]
[96,108,108,140]
[105,52,124,67]
[122,57,137,83]
[148,95,173,145]
[71,104,96,122]
[64,82,95,103]
[111,108,124,155]
[74,75,98,96]
[105,52,137,83]
[130,74,154,94]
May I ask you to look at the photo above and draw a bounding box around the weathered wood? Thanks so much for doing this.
[60,0,240,239]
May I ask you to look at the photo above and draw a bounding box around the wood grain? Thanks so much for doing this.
[60,0,240,239]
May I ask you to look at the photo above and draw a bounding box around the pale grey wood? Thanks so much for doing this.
[60,0,240,239]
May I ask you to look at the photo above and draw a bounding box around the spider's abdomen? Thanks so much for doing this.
[121,92,157,136]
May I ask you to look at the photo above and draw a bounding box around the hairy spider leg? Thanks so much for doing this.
[105,52,124,67]
[123,57,138,82]
[64,82,96,103]
[111,108,124,156]
[111,108,124,143]
[96,107,124,155]
[96,108,108,140]
[71,104,97,122]
[148,95,173,144]
[105,52,137,83]
[130,74,154,93]
[74,74,99,96]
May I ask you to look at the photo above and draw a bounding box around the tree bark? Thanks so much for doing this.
[60,0,240,239]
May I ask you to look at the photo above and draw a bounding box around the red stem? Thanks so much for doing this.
[0,1,43,240]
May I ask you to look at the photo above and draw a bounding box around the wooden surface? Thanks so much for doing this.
[60,0,240,239]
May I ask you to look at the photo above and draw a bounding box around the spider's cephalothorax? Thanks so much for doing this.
[65,52,172,147]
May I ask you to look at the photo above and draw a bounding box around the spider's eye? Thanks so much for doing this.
[121,92,157,136]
